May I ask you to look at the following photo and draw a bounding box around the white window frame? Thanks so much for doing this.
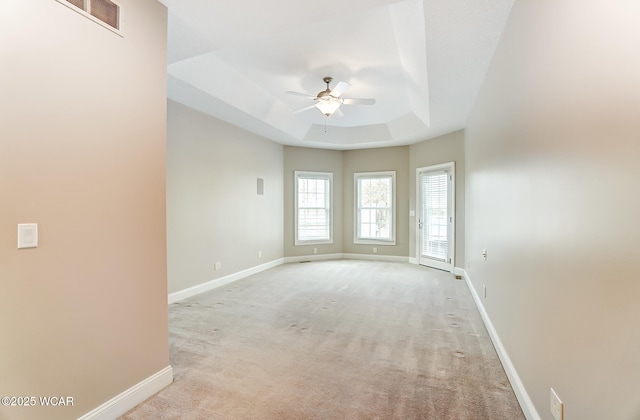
[354,171,396,245]
[294,171,333,245]
[416,162,455,272]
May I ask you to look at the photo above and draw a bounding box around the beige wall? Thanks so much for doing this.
[283,146,344,257]
[465,1,640,419]
[0,1,169,419]
[283,146,410,258]
[167,101,284,294]
[283,141,464,262]
[409,130,465,266]
[342,147,410,256]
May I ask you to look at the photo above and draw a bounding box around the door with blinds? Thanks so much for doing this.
[417,163,455,272]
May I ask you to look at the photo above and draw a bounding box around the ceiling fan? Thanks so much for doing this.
[286,77,376,117]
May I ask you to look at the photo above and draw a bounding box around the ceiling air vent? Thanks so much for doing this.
[61,0,120,31]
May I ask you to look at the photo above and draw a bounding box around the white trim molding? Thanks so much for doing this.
[294,171,334,246]
[415,162,456,273]
[78,365,173,420]
[341,253,409,263]
[169,254,418,304]
[284,253,409,264]
[461,269,540,420]
[283,253,344,264]
[168,258,284,304]
[453,267,465,277]
[354,171,397,246]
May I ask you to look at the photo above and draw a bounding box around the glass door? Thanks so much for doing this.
[417,163,454,271]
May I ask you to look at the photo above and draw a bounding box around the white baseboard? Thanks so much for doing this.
[342,253,409,263]
[78,365,173,420]
[169,255,413,305]
[283,253,344,264]
[284,253,409,264]
[168,258,284,304]
[461,269,540,420]
[408,258,463,274]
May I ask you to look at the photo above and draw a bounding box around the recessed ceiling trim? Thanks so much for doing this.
[163,0,516,149]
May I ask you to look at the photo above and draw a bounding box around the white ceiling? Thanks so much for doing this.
[159,0,514,150]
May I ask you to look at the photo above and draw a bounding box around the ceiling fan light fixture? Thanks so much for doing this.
[315,98,342,116]
[287,76,374,117]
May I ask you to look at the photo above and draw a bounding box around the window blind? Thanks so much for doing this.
[421,171,448,261]
[296,173,331,242]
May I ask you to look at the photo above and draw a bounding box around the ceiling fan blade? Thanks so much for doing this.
[329,81,350,97]
[286,91,316,99]
[342,98,376,105]
[293,104,317,114]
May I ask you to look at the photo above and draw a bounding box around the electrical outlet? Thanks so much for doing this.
[313,248,318,254]
[214,261,221,271]
[482,249,487,261]
[550,388,563,420]
[257,250,262,258]
[373,247,378,254]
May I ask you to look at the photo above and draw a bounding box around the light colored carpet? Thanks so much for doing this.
[121,260,525,419]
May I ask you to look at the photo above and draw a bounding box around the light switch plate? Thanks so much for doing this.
[18,223,38,249]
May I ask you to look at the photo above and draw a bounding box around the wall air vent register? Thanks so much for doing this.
[56,0,120,32]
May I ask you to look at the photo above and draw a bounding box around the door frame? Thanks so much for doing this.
[416,162,455,272]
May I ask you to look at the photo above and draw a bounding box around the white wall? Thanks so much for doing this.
[0,1,169,419]
[167,100,284,294]
[465,1,640,419]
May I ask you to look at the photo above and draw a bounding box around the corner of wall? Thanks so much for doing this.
[461,269,540,420]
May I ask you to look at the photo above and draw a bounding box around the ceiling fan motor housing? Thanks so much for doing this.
[318,76,334,99]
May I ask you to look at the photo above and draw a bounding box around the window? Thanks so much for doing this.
[295,171,333,245]
[355,171,396,244]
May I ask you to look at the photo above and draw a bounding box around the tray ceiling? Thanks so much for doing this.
[160,0,514,149]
